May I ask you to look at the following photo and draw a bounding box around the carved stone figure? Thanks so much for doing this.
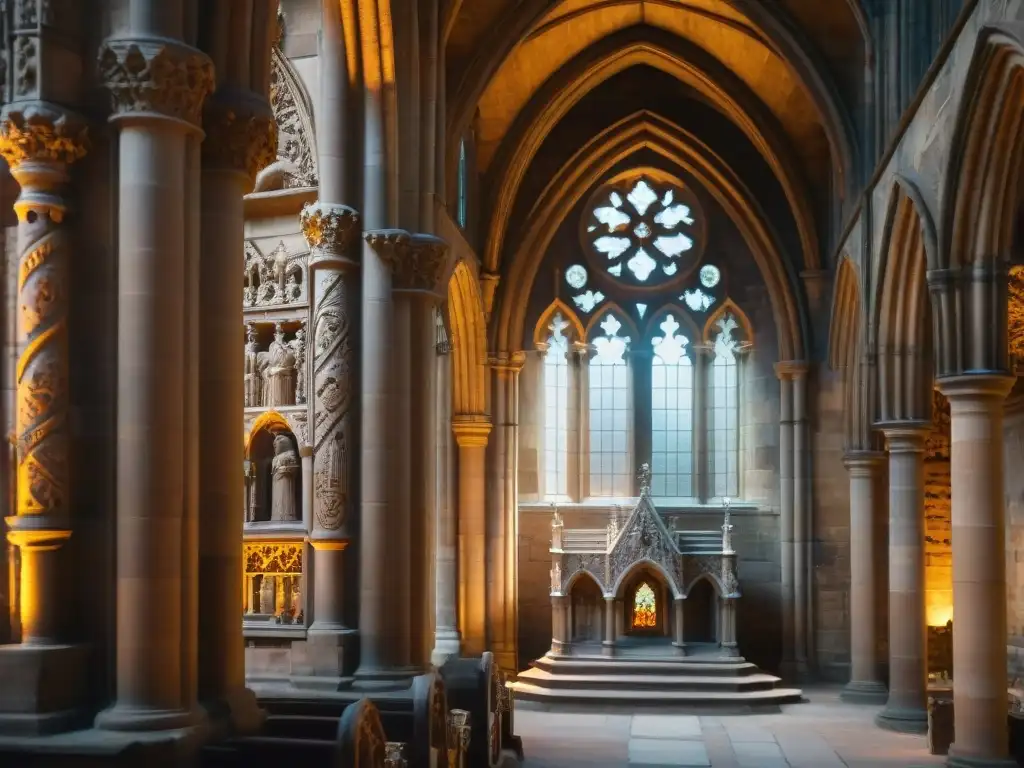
[243,322,262,408]
[243,241,305,307]
[290,324,307,404]
[270,433,300,522]
[260,575,276,615]
[550,563,561,593]
[265,323,296,407]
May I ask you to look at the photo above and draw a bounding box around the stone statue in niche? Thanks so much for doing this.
[290,324,307,405]
[244,322,263,408]
[265,323,296,407]
[270,433,300,522]
[260,575,276,615]
[244,241,305,308]
[243,460,256,522]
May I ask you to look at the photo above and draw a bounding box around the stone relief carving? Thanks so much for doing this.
[244,541,302,575]
[98,39,214,126]
[244,240,306,308]
[264,47,318,188]
[0,106,88,525]
[243,320,305,409]
[270,434,299,522]
[549,563,561,593]
[609,495,682,595]
[310,272,352,532]
[563,552,606,592]
[683,555,725,597]
[290,325,307,405]
[265,323,296,407]
[243,541,303,623]
[202,96,276,181]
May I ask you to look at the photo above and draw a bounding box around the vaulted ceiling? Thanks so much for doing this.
[444,0,869,281]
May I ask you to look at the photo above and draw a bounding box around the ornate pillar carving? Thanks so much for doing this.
[938,374,1016,766]
[197,86,275,732]
[95,28,215,733]
[452,417,492,657]
[875,421,930,734]
[0,101,89,734]
[301,202,361,676]
[841,451,888,704]
[364,229,451,681]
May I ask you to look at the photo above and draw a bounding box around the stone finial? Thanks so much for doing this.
[202,96,277,182]
[0,104,89,169]
[365,229,452,296]
[300,201,361,258]
[98,39,215,126]
[637,462,652,495]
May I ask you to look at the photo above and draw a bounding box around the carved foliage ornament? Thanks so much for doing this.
[202,98,278,181]
[1010,265,1024,361]
[365,229,451,295]
[269,47,318,187]
[301,202,360,257]
[244,542,302,575]
[98,39,214,126]
[0,106,88,168]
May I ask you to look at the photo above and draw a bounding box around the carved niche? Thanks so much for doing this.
[243,541,304,624]
[609,495,684,595]
[265,47,318,189]
[243,320,307,409]
[244,240,307,307]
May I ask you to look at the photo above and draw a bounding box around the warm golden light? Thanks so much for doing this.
[632,582,657,629]
[927,603,953,628]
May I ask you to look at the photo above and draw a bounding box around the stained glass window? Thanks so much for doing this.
[573,290,605,314]
[651,315,694,497]
[544,314,570,499]
[589,314,632,497]
[710,314,740,498]
[584,178,698,287]
[456,140,468,228]
[632,582,657,629]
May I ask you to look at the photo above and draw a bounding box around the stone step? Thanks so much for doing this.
[507,679,804,707]
[516,667,781,692]
[531,654,761,676]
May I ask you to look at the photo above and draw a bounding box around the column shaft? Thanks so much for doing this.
[456,431,490,656]
[693,346,711,501]
[432,340,460,664]
[602,597,615,656]
[487,371,509,665]
[876,423,929,734]
[940,375,1016,766]
[792,372,809,668]
[391,295,413,669]
[776,372,795,673]
[841,452,888,703]
[672,599,685,654]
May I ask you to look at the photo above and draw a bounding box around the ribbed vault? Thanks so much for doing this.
[828,256,873,450]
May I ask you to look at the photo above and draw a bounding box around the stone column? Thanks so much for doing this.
[602,596,615,657]
[370,230,451,680]
[550,595,567,655]
[487,366,509,668]
[453,417,492,657]
[875,422,930,734]
[719,599,739,657]
[841,451,888,704]
[791,366,810,671]
[0,104,89,734]
[95,30,214,732]
[433,318,461,665]
[301,203,361,677]
[197,87,275,732]
[672,598,686,656]
[300,446,313,529]
[775,365,796,677]
[939,374,1016,767]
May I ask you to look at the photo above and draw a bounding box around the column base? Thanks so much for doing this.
[0,644,89,736]
[875,704,928,734]
[840,680,889,705]
[299,627,358,680]
[601,642,616,658]
[946,749,1017,768]
[352,665,420,691]
[431,629,462,668]
[719,643,740,659]
[201,685,264,736]
[671,642,687,657]
[550,641,569,656]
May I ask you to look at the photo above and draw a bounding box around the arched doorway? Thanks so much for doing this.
[684,578,718,645]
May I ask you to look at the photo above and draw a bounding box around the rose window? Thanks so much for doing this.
[583,177,703,288]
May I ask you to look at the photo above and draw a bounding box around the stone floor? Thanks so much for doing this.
[515,686,946,767]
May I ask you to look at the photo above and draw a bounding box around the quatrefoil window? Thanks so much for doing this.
[582,176,704,289]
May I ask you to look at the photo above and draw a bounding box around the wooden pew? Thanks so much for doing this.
[439,652,523,767]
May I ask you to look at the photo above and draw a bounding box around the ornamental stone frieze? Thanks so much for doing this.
[300,202,361,268]
[98,39,214,126]
[364,229,452,296]
[202,94,278,182]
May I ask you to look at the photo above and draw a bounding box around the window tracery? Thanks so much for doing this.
[589,313,632,497]
[544,313,570,499]
[651,314,694,498]
[632,582,657,629]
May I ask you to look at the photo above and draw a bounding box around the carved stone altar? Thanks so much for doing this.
[507,465,800,709]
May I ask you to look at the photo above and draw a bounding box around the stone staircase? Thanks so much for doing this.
[508,649,803,712]
[674,529,723,554]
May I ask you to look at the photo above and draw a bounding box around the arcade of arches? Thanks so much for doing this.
[4,0,1024,765]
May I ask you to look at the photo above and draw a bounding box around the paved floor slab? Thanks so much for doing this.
[628,737,711,766]
[630,715,703,740]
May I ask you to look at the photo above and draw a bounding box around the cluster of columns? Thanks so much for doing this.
[841,375,1017,765]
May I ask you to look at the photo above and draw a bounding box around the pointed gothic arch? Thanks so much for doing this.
[584,301,640,342]
[644,304,701,347]
[829,255,873,450]
[255,46,319,191]
[533,298,585,348]
[245,410,294,458]
[448,261,489,416]
[701,299,753,347]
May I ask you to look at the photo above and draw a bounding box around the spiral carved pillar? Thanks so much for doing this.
[197,90,276,732]
[95,30,215,732]
[0,104,90,734]
[301,203,362,678]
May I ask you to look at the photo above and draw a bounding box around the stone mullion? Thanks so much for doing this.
[197,82,276,732]
[95,24,215,733]
[693,343,713,502]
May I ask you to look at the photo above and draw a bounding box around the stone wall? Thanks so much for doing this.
[1005,406,1024,680]
[925,392,952,631]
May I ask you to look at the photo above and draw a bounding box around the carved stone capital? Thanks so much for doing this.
[202,94,277,182]
[0,103,88,169]
[98,38,214,127]
[300,202,361,263]
[365,229,452,296]
[774,360,808,380]
[451,416,492,448]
